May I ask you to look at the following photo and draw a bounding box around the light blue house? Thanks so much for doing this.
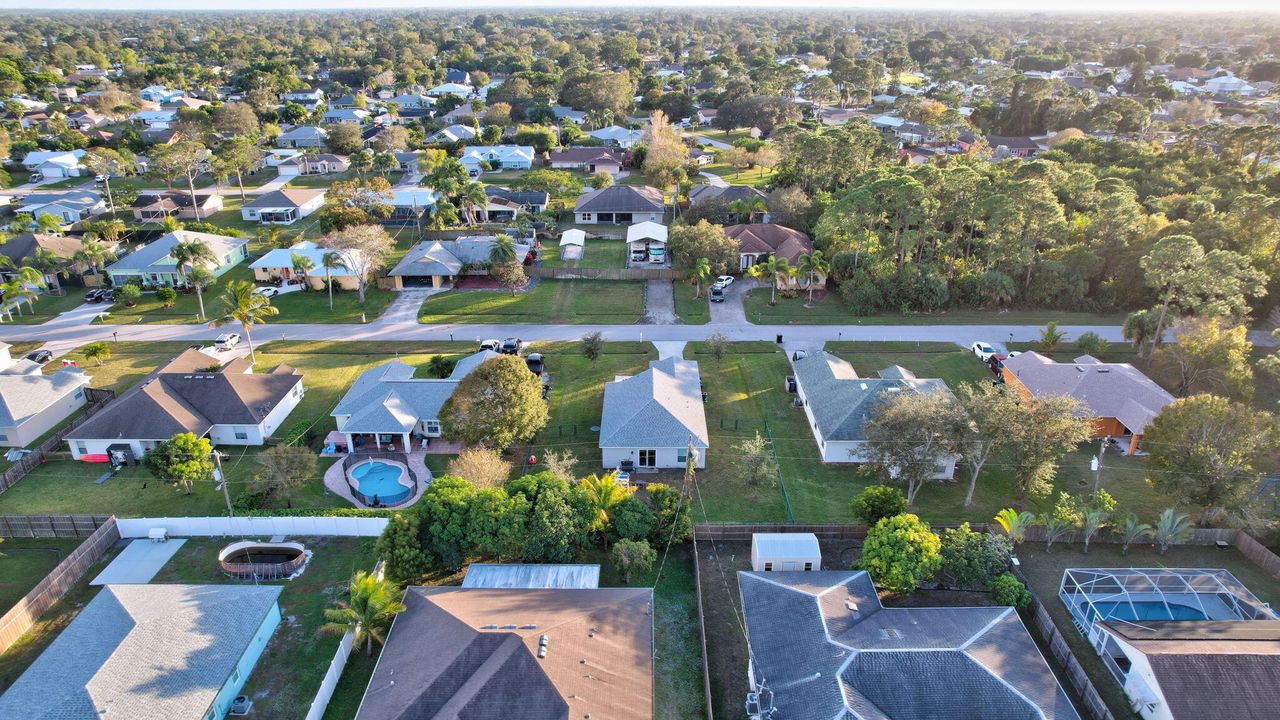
[0,583,283,720]
[105,230,249,288]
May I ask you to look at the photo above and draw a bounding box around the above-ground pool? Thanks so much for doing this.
[350,459,412,506]
[218,541,308,580]
[1084,600,1208,622]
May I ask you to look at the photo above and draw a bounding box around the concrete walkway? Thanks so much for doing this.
[639,279,677,325]
[699,171,729,188]
[90,538,186,585]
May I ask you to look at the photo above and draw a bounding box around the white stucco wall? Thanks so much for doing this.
[602,445,706,470]
[0,383,89,448]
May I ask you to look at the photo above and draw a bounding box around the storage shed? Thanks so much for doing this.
[751,532,821,572]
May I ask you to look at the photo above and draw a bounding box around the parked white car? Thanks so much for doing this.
[712,275,734,290]
[970,341,1001,362]
[252,283,304,298]
[214,333,242,350]
[479,339,501,352]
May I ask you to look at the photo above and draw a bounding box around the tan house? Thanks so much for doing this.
[131,192,224,222]
[724,223,822,288]
[1000,352,1174,455]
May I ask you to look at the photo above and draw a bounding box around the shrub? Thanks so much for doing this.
[850,485,908,526]
[280,421,312,447]
[155,286,177,307]
[376,511,431,583]
[860,513,941,593]
[990,573,1031,609]
[938,523,1012,589]
[114,284,141,306]
[447,447,513,489]
[610,495,655,543]
[1074,330,1109,356]
[611,539,657,582]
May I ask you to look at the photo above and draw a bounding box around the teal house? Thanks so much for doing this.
[0,583,282,720]
[105,230,249,288]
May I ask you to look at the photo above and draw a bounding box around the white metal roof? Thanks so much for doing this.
[752,532,821,558]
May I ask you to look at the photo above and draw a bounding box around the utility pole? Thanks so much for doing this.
[213,450,233,517]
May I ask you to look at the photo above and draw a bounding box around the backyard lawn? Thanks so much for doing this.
[150,536,379,719]
[672,281,711,324]
[700,162,776,187]
[743,288,1128,327]
[418,279,645,324]
[0,290,90,325]
[540,238,628,269]
[1017,541,1280,719]
[0,538,84,613]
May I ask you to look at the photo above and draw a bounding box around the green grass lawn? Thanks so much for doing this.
[541,238,628,269]
[44,340,193,394]
[527,341,658,475]
[680,341,1176,524]
[1017,541,1280,719]
[0,542,122,694]
[672,281,711,324]
[150,536,378,719]
[743,288,1128,326]
[34,176,92,189]
[419,279,645,324]
[0,290,89,325]
[0,538,84,613]
[701,163,776,187]
[690,128,756,144]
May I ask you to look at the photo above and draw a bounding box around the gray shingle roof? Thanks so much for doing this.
[599,357,708,449]
[574,185,664,214]
[242,188,325,210]
[0,584,282,720]
[1002,352,1174,434]
[332,352,497,434]
[0,366,89,427]
[792,352,953,443]
[738,571,1079,720]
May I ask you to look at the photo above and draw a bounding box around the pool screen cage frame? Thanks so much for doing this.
[1058,567,1276,636]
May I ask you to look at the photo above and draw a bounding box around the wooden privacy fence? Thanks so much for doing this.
[527,265,682,281]
[0,516,120,653]
[694,522,992,541]
[0,514,114,538]
[0,388,115,497]
[1019,586,1117,720]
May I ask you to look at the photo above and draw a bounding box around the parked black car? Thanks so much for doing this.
[499,338,522,355]
[526,353,544,375]
[84,289,105,303]
[25,350,53,364]
[710,287,725,303]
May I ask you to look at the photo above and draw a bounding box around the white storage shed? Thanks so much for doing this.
[751,532,821,572]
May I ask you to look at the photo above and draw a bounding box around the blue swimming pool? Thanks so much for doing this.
[1088,601,1207,622]
[350,460,410,506]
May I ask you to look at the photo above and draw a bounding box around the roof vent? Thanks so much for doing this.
[1096,368,1110,373]
[880,628,903,639]
[845,599,859,613]
[502,624,518,630]
[539,635,549,646]
[481,624,498,630]
[859,383,868,390]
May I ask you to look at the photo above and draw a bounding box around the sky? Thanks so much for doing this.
[0,0,1278,13]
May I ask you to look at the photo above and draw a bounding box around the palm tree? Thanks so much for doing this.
[0,280,34,318]
[28,248,66,294]
[487,233,518,266]
[429,202,460,230]
[796,250,829,307]
[349,150,372,176]
[687,257,712,299]
[171,239,218,320]
[578,473,632,536]
[255,226,286,250]
[1079,508,1110,554]
[319,571,406,657]
[321,251,347,311]
[72,239,118,279]
[186,266,215,320]
[12,266,45,311]
[1118,513,1153,556]
[746,255,789,306]
[994,508,1036,544]
[1153,508,1194,555]
[460,182,488,225]
[1039,321,1066,353]
[88,218,127,243]
[290,252,315,288]
[1039,513,1074,552]
[728,196,766,223]
[36,214,62,234]
[209,279,279,364]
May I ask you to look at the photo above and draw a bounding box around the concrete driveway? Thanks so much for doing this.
[709,278,751,325]
[91,538,186,585]
[639,279,677,325]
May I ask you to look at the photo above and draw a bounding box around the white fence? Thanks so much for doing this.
[116,515,388,538]
[306,631,354,720]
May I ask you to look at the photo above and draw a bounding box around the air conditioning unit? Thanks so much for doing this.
[229,696,253,716]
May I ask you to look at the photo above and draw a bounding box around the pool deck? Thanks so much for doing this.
[324,451,432,510]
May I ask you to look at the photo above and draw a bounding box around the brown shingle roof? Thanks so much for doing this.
[356,586,653,720]
[131,192,221,211]
[574,185,664,213]
[723,223,813,263]
[1002,352,1174,434]
[0,233,115,264]
[548,147,625,164]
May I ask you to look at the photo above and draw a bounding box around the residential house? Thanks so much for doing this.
[129,109,178,129]
[139,85,183,103]
[434,104,479,126]
[696,107,718,125]
[322,109,370,124]
[0,584,282,720]
[427,82,473,98]
[459,145,535,175]
[574,185,665,224]
[328,94,362,109]
[443,68,471,85]
[0,233,119,285]
[738,570,1079,720]
[353,585,652,720]
[389,93,433,110]
[724,223,815,277]
[105,230,248,287]
[986,134,1043,158]
[427,123,477,144]
[551,105,587,125]
[250,239,365,290]
[22,149,86,179]
[275,153,349,177]
[130,192,224,222]
[393,151,422,172]
[1000,352,1174,455]
[276,126,328,149]
[282,87,325,109]
[331,351,498,449]
[385,190,440,227]
[164,96,211,111]
[791,351,958,476]
[689,184,768,219]
[485,186,549,214]
[240,189,326,225]
[547,147,625,176]
[588,125,644,148]
[387,236,535,288]
[0,342,92,448]
[66,348,305,461]
[461,563,601,589]
[17,191,106,227]
[66,108,109,130]
[600,357,708,470]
